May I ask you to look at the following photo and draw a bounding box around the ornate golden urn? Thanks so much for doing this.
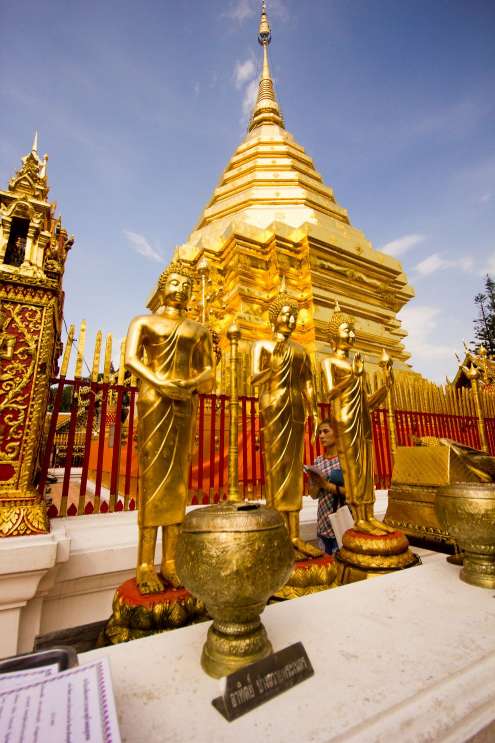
[435,483,495,589]
[176,501,294,678]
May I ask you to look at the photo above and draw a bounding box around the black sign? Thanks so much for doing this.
[212,642,314,722]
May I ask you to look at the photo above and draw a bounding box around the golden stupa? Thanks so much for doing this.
[154,2,414,389]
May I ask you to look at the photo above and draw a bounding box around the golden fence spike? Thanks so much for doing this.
[117,338,126,385]
[91,330,102,382]
[104,334,113,383]
[74,320,86,379]
[60,324,75,377]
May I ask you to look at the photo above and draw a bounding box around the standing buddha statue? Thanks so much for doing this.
[125,259,214,594]
[321,302,395,536]
[251,282,321,558]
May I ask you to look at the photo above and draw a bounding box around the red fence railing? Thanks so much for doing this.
[38,378,494,519]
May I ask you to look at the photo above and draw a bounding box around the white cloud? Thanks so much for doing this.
[193,81,200,96]
[234,58,256,89]
[225,0,255,23]
[123,230,163,263]
[399,305,454,364]
[414,252,473,277]
[225,0,289,23]
[480,192,492,203]
[242,79,259,117]
[380,233,426,257]
[480,252,495,277]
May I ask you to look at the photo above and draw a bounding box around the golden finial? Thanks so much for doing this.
[117,339,126,385]
[60,324,75,377]
[40,154,48,179]
[258,0,271,44]
[248,1,284,132]
[91,330,102,382]
[74,320,87,379]
[103,334,113,383]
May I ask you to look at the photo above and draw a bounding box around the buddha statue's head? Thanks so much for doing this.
[157,260,195,310]
[268,293,298,338]
[328,302,355,351]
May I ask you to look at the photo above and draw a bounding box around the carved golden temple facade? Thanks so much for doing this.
[0,134,73,536]
[164,3,414,384]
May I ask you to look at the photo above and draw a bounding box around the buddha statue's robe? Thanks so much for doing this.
[322,355,377,509]
[137,318,212,527]
[255,339,314,512]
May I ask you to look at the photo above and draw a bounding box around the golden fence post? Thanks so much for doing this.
[471,376,489,453]
[227,322,242,503]
[386,386,397,461]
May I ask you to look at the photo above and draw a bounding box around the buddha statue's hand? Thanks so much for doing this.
[352,352,364,376]
[156,379,191,401]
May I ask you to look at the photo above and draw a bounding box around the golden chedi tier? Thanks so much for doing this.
[0,135,74,537]
[162,0,414,387]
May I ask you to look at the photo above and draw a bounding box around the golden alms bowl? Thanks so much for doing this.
[176,501,294,678]
[435,483,495,589]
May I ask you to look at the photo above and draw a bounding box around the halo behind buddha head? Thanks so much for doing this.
[328,300,355,342]
[268,276,299,326]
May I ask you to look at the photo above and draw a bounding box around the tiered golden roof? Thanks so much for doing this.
[160,2,415,379]
[0,133,74,283]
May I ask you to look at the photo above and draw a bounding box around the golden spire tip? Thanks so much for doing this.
[248,0,284,132]
[258,0,271,45]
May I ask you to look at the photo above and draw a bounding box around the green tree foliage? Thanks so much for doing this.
[473,275,495,355]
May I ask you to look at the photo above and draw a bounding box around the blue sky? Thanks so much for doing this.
[1,0,494,382]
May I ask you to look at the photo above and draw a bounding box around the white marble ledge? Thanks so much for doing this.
[0,523,69,576]
[81,554,495,743]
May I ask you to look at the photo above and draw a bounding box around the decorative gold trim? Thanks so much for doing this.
[0,498,48,536]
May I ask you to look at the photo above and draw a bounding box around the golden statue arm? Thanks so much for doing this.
[125,318,188,398]
[302,367,319,439]
[367,384,389,411]
[250,341,272,387]
[125,318,161,387]
[186,331,215,392]
[368,350,394,410]
[321,364,352,402]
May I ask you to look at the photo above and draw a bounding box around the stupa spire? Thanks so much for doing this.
[32,130,39,155]
[248,1,285,132]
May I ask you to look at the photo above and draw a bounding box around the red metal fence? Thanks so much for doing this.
[38,378,495,519]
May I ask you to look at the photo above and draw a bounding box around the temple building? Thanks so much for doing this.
[165,2,414,383]
[0,135,73,535]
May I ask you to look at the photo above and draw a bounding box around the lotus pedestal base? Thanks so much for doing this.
[102,578,208,645]
[336,529,420,585]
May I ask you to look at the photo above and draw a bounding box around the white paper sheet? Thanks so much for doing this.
[0,664,58,691]
[0,657,121,743]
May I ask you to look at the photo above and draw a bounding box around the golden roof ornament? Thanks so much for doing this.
[248,1,285,132]
[8,132,49,200]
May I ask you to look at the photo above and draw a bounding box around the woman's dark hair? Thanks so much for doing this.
[316,418,334,435]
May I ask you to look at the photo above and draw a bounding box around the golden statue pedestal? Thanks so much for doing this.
[102,578,208,645]
[274,554,338,600]
[336,529,420,585]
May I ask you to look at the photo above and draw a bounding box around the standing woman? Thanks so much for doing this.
[307,419,345,555]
